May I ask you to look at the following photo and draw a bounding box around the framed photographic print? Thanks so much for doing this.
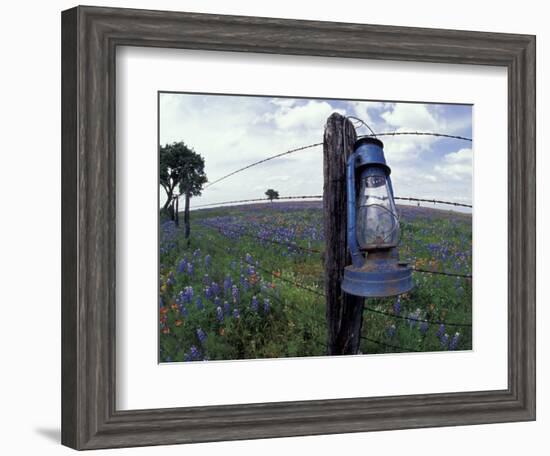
[61,5,536,450]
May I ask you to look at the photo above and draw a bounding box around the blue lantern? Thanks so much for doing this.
[342,137,413,297]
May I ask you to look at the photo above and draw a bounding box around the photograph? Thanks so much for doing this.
[158,92,473,362]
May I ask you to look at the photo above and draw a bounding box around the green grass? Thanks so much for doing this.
[159,202,472,362]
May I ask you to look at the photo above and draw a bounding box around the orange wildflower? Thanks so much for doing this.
[175,319,183,327]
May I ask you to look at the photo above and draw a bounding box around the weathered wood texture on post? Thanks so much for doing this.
[323,113,364,355]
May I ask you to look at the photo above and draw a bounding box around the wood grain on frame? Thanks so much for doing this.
[61,6,536,450]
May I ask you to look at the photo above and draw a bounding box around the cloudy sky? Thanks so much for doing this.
[159,93,472,210]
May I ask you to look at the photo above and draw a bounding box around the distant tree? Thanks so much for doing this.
[160,142,207,238]
[265,189,280,203]
[177,148,207,242]
[160,142,190,222]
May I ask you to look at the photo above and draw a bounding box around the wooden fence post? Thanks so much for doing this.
[323,113,364,355]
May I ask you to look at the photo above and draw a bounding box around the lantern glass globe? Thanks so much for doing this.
[356,166,399,250]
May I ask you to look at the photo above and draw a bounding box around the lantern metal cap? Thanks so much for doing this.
[353,137,391,175]
[355,136,384,149]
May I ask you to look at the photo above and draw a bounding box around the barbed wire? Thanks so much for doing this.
[253,263,325,297]
[360,336,421,353]
[360,132,472,142]
[363,305,472,328]
[192,194,472,209]
[196,131,471,192]
[196,227,326,298]
[200,225,472,278]
[194,222,472,279]
[200,143,322,191]
[414,268,472,279]
[196,226,473,303]
[182,225,470,352]
[394,196,472,208]
[199,236,329,352]
[193,195,323,209]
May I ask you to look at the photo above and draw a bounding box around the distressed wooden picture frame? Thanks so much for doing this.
[61,5,536,450]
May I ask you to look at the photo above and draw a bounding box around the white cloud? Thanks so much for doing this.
[434,148,472,181]
[268,100,343,130]
[349,101,378,128]
[381,103,440,131]
[378,131,439,163]
[270,98,297,108]
[159,94,472,209]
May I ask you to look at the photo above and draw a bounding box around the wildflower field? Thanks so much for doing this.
[159,201,472,362]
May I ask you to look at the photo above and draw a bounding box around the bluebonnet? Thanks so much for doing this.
[223,275,233,296]
[214,297,221,308]
[187,262,194,276]
[449,332,461,350]
[216,306,224,323]
[177,258,187,274]
[166,271,175,286]
[386,324,396,338]
[233,308,240,319]
[224,300,231,316]
[177,287,193,305]
[205,286,213,301]
[196,328,207,346]
[203,274,210,286]
[211,281,220,297]
[436,324,446,339]
[419,321,429,334]
[231,285,240,303]
[204,254,212,269]
[240,274,249,291]
[263,298,270,313]
[190,345,201,360]
[251,295,259,312]
[195,296,203,311]
[393,296,401,315]
[440,333,449,349]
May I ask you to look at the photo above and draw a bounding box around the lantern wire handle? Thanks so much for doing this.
[346,115,377,137]
[342,115,377,162]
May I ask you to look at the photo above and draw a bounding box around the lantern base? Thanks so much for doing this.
[342,261,413,298]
